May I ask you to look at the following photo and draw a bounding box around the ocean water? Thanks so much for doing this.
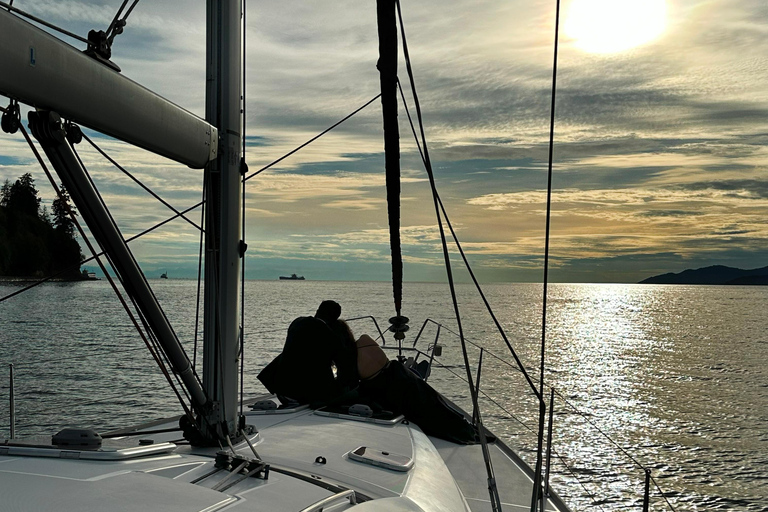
[0,279,766,511]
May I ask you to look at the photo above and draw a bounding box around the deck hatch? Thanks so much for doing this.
[346,446,413,472]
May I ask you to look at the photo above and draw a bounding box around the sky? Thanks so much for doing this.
[1,0,766,283]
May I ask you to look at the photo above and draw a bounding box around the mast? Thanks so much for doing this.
[201,0,244,441]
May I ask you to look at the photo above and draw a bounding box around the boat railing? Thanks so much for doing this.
[347,316,679,512]
[1,349,178,438]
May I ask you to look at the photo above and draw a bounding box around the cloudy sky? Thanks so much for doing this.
[1,0,766,283]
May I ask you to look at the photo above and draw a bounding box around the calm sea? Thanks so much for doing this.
[0,280,766,511]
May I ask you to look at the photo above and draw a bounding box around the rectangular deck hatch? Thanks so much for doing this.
[0,437,177,461]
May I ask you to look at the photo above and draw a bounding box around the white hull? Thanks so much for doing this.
[1,396,571,512]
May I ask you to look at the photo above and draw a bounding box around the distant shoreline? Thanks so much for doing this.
[639,265,768,285]
[0,275,96,283]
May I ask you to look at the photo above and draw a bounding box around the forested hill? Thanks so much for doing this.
[0,173,84,279]
[639,265,768,285]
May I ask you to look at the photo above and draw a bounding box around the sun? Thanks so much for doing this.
[564,0,667,54]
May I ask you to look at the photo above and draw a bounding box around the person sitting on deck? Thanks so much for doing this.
[258,301,479,444]
[257,300,357,407]
[353,331,477,445]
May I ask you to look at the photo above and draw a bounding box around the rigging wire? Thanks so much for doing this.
[397,79,541,399]
[423,319,676,511]
[192,181,207,373]
[394,1,500,510]
[0,200,204,304]
[432,359,609,512]
[239,0,248,424]
[1,96,377,306]
[20,131,195,422]
[0,1,90,45]
[71,143,199,408]
[105,0,141,47]
[73,141,201,391]
[531,1,562,509]
[651,476,679,512]
[18,121,196,421]
[243,94,381,182]
[81,133,203,231]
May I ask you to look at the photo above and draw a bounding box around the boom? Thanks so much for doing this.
[0,9,216,169]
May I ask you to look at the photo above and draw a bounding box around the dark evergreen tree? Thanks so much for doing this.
[0,179,11,208]
[50,184,84,278]
[52,185,77,237]
[0,174,83,278]
[6,173,41,218]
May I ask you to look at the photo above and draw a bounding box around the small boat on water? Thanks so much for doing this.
[160,272,168,279]
[80,270,99,280]
[279,273,305,280]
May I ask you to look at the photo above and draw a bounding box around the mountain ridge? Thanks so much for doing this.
[639,265,768,285]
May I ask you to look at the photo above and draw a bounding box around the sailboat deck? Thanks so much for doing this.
[1,398,571,512]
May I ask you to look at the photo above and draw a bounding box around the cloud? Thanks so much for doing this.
[2,0,768,282]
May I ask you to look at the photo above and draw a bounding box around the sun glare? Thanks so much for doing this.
[565,0,667,54]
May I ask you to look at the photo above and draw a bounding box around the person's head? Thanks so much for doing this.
[315,300,341,324]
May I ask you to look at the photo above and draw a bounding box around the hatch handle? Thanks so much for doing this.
[299,489,356,512]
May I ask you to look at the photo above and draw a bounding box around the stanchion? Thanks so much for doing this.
[9,363,15,439]
[643,468,651,512]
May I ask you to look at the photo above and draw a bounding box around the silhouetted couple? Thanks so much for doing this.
[258,300,477,444]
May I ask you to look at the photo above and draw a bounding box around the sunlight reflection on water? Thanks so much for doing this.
[0,280,766,511]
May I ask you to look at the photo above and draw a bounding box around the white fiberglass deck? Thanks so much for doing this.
[0,397,570,512]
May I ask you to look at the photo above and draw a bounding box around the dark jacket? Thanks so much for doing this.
[258,316,357,405]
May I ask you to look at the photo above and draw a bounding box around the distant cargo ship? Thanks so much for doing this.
[279,273,305,280]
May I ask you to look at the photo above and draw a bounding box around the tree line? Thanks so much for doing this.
[0,173,84,279]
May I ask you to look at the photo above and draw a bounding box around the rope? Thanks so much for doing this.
[0,1,89,44]
[394,1,500,510]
